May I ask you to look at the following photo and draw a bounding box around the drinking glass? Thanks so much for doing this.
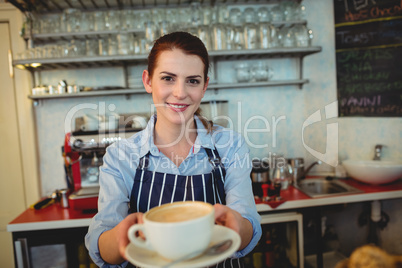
[86,39,99,56]
[259,22,277,49]
[244,22,259,49]
[108,35,118,55]
[244,7,256,24]
[105,10,120,30]
[151,8,166,24]
[72,39,86,56]
[81,12,94,32]
[270,5,283,22]
[63,9,81,32]
[257,7,271,23]
[93,11,106,31]
[279,26,296,47]
[159,21,171,36]
[211,23,226,50]
[201,6,213,25]
[190,2,202,27]
[280,1,301,21]
[271,164,291,190]
[117,33,129,55]
[231,25,245,50]
[99,38,109,56]
[197,25,212,50]
[132,36,142,55]
[144,21,158,50]
[165,9,179,29]
[293,24,309,47]
[120,10,134,30]
[215,3,229,24]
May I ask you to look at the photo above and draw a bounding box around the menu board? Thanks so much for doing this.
[334,0,402,117]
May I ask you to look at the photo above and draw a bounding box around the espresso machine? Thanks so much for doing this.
[63,129,137,211]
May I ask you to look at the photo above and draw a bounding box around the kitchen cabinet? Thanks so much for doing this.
[9,0,322,103]
[247,212,304,268]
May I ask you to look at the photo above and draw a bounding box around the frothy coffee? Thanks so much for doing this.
[148,203,211,223]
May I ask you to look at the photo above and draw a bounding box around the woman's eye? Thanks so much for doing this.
[162,76,173,82]
[188,79,200,85]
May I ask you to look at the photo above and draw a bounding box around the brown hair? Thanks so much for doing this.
[147,31,213,132]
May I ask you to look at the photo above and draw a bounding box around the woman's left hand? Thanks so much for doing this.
[213,204,253,250]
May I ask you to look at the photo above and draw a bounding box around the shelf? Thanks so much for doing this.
[209,46,321,59]
[28,79,309,101]
[209,79,309,89]
[28,88,146,100]
[8,0,293,13]
[14,46,322,70]
[27,20,306,44]
[26,29,145,44]
[14,54,148,70]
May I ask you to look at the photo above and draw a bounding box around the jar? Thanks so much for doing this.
[251,61,274,82]
[234,63,250,82]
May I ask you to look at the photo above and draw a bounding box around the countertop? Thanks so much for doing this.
[7,178,402,233]
[256,178,402,212]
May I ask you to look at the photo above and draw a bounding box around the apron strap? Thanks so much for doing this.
[205,147,226,181]
[137,152,150,169]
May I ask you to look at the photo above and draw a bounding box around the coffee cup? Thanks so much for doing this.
[81,114,99,131]
[99,118,118,131]
[128,201,214,261]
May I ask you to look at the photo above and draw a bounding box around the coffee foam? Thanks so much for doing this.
[148,203,211,223]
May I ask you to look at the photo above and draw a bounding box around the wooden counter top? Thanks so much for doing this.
[7,178,402,232]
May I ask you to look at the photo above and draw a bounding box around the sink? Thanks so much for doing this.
[343,160,402,185]
[295,178,362,198]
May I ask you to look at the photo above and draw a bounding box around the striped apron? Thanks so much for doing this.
[127,147,243,268]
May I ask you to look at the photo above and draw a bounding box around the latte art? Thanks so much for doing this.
[148,203,211,223]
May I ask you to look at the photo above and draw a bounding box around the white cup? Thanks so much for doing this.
[81,114,99,131]
[128,201,214,261]
[99,119,118,131]
[131,115,148,129]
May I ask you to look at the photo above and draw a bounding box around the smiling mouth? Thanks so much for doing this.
[167,103,189,111]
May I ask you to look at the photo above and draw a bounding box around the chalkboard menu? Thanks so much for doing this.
[334,0,402,117]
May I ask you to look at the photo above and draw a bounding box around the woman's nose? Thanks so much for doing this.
[172,82,187,99]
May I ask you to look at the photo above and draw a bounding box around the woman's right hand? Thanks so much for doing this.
[99,212,144,264]
[118,212,144,259]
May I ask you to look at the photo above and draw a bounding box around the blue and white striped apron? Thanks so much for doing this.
[127,147,243,268]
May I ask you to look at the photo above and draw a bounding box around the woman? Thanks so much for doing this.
[85,32,261,267]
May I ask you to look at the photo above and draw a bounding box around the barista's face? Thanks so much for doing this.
[143,49,209,127]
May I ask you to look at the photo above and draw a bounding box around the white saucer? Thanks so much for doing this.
[125,225,241,268]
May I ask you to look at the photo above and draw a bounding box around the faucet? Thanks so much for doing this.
[288,159,322,185]
[373,144,384,160]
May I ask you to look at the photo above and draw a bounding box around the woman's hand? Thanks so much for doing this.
[118,213,144,259]
[213,204,253,251]
[99,212,144,264]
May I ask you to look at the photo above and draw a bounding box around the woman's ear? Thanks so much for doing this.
[142,70,152,94]
[202,77,209,97]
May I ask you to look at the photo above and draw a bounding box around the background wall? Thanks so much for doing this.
[26,0,401,256]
